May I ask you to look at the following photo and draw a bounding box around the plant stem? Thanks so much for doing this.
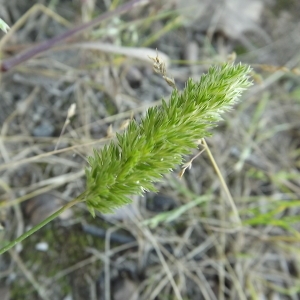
[0,194,84,255]
[201,138,241,227]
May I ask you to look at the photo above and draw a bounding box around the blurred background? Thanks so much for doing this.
[0,0,300,299]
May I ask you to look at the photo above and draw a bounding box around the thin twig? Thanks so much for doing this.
[140,225,183,300]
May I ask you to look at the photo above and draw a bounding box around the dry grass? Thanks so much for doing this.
[0,0,300,299]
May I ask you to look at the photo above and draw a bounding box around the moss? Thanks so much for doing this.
[10,216,105,300]
[271,0,298,16]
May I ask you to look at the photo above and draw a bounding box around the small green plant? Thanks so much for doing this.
[0,61,252,255]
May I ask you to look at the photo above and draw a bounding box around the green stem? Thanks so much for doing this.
[0,194,85,255]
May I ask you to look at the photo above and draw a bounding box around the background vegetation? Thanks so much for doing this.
[0,0,300,299]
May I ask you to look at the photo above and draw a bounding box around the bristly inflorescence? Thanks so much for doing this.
[85,63,252,216]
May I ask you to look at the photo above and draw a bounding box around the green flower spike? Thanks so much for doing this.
[85,63,252,216]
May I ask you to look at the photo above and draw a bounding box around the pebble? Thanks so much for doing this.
[32,121,55,137]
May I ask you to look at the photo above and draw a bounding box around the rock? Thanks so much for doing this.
[32,120,55,137]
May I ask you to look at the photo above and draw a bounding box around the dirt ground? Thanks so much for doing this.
[0,0,300,299]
